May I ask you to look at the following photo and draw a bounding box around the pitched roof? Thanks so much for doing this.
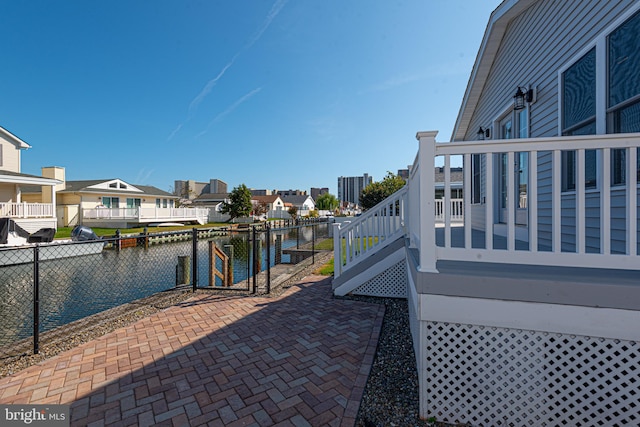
[0,170,60,187]
[280,195,313,204]
[252,195,281,203]
[0,126,31,149]
[193,192,229,202]
[60,179,175,197]
[434,167,464,183]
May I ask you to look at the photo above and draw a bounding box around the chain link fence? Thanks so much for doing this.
[0,219,332,359]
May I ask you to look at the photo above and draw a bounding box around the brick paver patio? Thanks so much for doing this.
[0,275,384,426]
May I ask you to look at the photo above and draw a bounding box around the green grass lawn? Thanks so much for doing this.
[315,257,334,276]
[314,238,334,251]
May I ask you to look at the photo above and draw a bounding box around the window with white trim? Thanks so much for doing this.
[560,7,640,190]
[126,198,141,208]
[561,48,597,191]
[608,9,640,133]
[102,197,119,208]
[608,9,640,185]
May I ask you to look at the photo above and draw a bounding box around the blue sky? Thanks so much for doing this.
[2,0,501,196]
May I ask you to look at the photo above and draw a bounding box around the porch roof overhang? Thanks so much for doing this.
[451,0,537,142]
[0,171,60,186]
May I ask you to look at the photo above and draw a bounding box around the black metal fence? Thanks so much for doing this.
[0,219,331,358]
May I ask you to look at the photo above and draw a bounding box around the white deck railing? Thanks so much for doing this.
[0,202,54,218]
[411,131,640,271]
[83,207,209,224]
[333,186,408,279]
[435,199,463,222]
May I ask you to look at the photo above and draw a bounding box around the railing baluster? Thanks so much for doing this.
[629,147,637,256]
[577,149,585,254]
[553,150,562,254]
[464,153,472,249]
[485,153,494,250]
[507,151,515,252]
[444,155,451,249]
[529,150,538,253]
[602,148,611,255]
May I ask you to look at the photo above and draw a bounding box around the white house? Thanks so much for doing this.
[0,127,59,233]
[40,168,208,228]
[280,194,315,216]
[252,195,285,219]
[333,1,640,425]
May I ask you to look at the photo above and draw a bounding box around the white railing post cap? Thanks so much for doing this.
[416,130,439,140]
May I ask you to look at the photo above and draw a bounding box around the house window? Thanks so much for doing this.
[126,198,141,208]
[611,149,626,186]
[563,48,596,135]
[561,48,597,191]
[102,197,119,208]
[518,109,528,138]
[0,144,3,167]
[608,9,640,133]
[471,154,482,204]
[156,198,161,208]
[608,10,640,186]
[109,182,117,188]
[163,199,168,208]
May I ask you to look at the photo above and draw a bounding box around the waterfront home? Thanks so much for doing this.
[252,195,285,219]
[280,194,316,217]
[333,0,640,425]
[190,192,231,223]
[0,127,59,232]
[29,167,207,228]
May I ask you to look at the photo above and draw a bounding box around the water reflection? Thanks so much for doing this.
[0,227,319,347]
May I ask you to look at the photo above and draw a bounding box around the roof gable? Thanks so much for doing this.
[280,195,313,204]
[0,127,31,150]
[252,195,282,204]
[451,0,537,141]
[62,179,175,197]
[86,179,144,193]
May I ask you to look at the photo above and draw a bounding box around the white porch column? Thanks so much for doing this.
[416,131,438,273]
[50,185,57,218]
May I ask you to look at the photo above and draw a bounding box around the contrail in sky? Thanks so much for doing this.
[245,0,288,49]
[196,87,262,138]
[168,0,287,141]
[188,53,240,115]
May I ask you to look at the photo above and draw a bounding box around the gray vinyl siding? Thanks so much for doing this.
[464,0,635,140]
[536,151,553,251]
[611,188,627,254]
[459,0,638,255]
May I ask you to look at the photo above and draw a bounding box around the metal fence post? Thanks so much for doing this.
[252,226,257,294]
[33,245,40,355]
[192,228,198,291]
[266,225,271,294]
[312,223,315,264]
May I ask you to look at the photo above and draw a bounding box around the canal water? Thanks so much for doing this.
[0,227,314,348]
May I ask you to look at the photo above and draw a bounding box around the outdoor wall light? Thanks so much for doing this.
[477,126,491,140]
[514,86,535,110]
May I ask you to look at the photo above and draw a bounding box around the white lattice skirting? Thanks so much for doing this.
[351,259,407,298]
[423,321,639,426]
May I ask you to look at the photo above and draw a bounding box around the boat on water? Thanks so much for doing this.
[0,218,105,266]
